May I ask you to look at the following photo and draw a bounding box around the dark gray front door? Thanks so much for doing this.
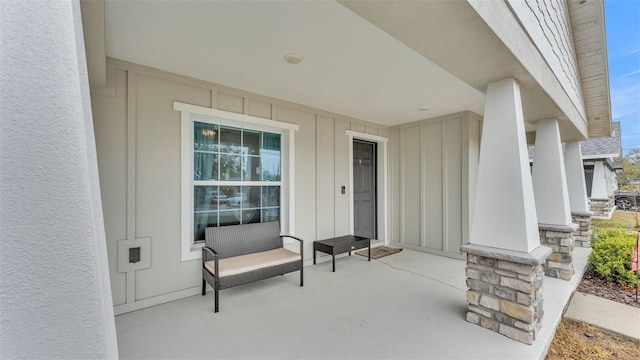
[353,141,376,239]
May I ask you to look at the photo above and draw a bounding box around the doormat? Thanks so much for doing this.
[356,246,403,260]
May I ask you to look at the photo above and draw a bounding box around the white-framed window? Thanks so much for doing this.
[174,102,298,261]
[192,121,282,240]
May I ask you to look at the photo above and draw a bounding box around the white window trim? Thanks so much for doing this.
[174,101,298,261]
[346,130,389,245]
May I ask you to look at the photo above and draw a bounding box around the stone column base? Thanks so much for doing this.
[590,197,615,219]
[572,211,592,248]
[461,244,551,345]
[539,223,578,280]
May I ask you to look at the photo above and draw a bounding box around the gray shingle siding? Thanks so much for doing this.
[580,122,621,157]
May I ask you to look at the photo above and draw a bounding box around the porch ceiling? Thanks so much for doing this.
[104,1,487,126]
[340,0,590,141]
[100,0,600,140]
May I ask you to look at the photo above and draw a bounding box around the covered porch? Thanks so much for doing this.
[116,248,589,359]
[1,0,612,357]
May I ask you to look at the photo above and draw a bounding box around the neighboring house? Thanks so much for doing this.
[2,0,612,356]
[582,122,622,218]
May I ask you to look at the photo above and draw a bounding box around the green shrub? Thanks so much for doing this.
[588,228,639,287]
[590,226,600,242]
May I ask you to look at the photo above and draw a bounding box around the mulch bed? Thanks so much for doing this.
[577,271,640,308]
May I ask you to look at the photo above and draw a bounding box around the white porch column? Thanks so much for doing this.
[1,1,118,358]
[564,141,590,213]
[462,78,550,345]
[565,141,592,248]
[469,79,540,252]
[591,161,609,198]
[531,119,577,280]
[531,119,572,226]
[590,161,615,218]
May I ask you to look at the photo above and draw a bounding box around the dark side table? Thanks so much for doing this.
[313,235,370,272]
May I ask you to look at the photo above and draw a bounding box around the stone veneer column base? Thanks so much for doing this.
[539,223,578,280]
[571,211,592,248]
[589,197,615,219]
[460,244,551,345]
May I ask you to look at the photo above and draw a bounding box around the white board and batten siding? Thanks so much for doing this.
[390,112,481,260]
[91,59,389,314]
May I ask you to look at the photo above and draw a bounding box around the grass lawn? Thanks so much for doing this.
[546,319,640,360]
[592,211,640,231]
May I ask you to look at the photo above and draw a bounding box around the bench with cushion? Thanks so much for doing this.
[201,221,303,312]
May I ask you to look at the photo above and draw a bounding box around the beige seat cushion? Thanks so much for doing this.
[204,248,300,277]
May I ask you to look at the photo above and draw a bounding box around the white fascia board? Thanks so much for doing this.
[582,153,619,160]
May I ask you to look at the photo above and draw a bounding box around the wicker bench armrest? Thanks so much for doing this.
[202,246,219,263]
[280,235,303,242]
[280,235,303,258]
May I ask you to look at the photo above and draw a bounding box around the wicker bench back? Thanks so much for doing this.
[205,221,283,259]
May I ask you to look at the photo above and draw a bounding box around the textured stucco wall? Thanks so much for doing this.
[0,1,118,358]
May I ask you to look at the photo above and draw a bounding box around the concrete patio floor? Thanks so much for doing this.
[116,247,589,359]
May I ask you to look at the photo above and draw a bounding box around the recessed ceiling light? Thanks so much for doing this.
[284,54,304,65]
[418,106,430,111]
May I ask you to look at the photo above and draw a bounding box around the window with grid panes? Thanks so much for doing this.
[192,121,281,243]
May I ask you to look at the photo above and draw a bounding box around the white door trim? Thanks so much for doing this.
[346,130,389,245]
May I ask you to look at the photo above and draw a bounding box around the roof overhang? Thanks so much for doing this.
[341,0,591,141]
[567,0,612,139]
[342,0,613,142]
